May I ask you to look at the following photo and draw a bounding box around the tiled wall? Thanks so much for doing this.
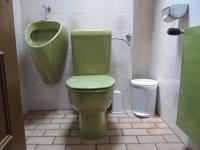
[13,0,28,114]
[132,0,200,149]
[132,0,153,78]
[13,0,133,111]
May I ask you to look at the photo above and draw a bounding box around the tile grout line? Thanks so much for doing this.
[155,143,160,150]
[125,144,128,150]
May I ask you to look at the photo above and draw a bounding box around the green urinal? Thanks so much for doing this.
[25,21,68,83]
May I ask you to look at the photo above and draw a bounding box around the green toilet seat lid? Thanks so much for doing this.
[66,75,116,90]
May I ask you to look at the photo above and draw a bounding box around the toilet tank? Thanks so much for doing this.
[71,30,112,75]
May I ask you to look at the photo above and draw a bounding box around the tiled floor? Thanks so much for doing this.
[24,110,186,150]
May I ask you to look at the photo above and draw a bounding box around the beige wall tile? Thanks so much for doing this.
[110,136,138,144]
[122,129,149,135]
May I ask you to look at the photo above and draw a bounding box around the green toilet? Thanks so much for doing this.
[66,30,116,140]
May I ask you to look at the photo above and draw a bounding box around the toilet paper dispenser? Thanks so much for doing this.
[161,4,189,23]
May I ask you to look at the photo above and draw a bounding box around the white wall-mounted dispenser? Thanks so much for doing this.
[161,4,189,23]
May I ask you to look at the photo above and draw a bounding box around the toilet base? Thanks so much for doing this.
[79,112,106,140]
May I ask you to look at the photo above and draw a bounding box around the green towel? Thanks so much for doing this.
[177,26,200,145]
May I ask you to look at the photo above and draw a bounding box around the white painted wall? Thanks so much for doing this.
[13,0,133,111]
[132,0,200,149]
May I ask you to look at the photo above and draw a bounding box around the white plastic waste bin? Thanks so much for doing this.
[131,79,158,117]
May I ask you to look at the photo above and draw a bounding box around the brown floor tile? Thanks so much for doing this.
[54,137,81,144]
[108,123,132,129]
[26,145,36,150]
[97,144,127,150]
[156,143,186,150]
[44,129,70,136]
[132,123,157,129]
[141,117,163,123]
[127,144,158,150]
[147,129,174,135]
[35,145,66,150]
[60,123,79,129]
[24,111,185,149]
[164,135,181,143]
[119,117,141,123]
[105,129,122,136]
[110,136,138,144]
[51,118,78,124]
[122,129,149,135]
[107,113,128,118]
[155,123,168,128]
[25,130,45,137]
[82,136,110,144]
[66,145,95,150]
[26,137,54,144]
[36,124,60,129]
[70,130,80,136]
[137,136,166,143]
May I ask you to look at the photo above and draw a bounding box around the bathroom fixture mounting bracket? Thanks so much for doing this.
[42,4,51,20]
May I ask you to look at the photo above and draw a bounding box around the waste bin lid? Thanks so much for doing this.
[131,79,158,87]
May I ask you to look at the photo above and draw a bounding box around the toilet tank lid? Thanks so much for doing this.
[66,75,116,90]
[131,79,158,87]
[71,29,112,36]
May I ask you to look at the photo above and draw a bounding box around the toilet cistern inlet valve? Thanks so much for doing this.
[42,4,51,20]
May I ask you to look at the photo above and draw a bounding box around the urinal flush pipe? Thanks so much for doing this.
[42,4,51,20]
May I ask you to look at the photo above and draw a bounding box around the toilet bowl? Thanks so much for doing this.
[66,30,116,139]
[25,20,67,83]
